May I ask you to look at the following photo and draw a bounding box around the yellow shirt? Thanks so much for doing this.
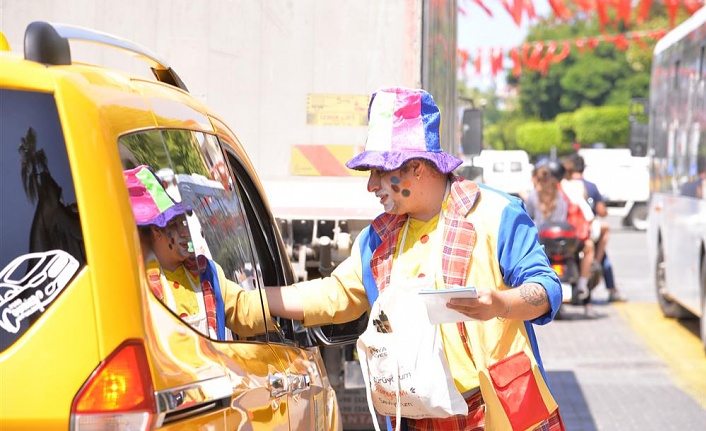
[162,265,201,318]
[298,211,479,393]
[392,214,479,394]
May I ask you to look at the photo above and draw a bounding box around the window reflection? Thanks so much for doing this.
[118,130,264,340]
[1,89,84,352]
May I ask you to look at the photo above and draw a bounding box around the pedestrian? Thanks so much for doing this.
[125,165,269,340]
[265,87,565,430]
[566,154,626,302]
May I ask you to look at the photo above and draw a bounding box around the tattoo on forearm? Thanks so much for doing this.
[520,283,547,306]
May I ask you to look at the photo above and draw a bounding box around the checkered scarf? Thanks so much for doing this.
[370,176,480,292]
[147,255,218,338]
[185,255,218,337]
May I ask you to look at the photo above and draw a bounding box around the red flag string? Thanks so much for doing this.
[459,29,670,78]
[462,0,704,30]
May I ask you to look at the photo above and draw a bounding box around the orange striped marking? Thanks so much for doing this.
[291,145,367,177]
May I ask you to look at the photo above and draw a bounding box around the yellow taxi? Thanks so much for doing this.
[0,22,347,430]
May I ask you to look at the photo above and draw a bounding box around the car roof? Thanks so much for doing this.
[1,22,215,131]
[1,20,272,221]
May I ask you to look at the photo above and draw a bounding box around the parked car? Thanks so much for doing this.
[0,22,352,430]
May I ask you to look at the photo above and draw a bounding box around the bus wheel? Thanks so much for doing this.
[656,244,692,318]
[626,202,648,231]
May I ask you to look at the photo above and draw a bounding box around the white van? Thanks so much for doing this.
[466,150,534,196]
[577,148,649,230]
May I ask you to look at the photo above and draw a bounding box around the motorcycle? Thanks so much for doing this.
[537,221,601,317]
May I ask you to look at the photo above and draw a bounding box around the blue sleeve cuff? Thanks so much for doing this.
[497,197,563,323]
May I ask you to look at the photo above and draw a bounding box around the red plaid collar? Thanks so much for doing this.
[146,256,218,337]
[369,176,480,292]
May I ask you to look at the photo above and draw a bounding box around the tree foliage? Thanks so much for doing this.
[515,121,565,154]
[572,105,630,146]
[464,4,694,158]
[514,19,655,121]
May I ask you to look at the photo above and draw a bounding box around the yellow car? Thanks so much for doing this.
[0,22,347,431]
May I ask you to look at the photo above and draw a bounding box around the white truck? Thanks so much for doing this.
[577,148,649,230]
[1,1,463,428]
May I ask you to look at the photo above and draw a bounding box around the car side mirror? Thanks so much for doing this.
[308,312,368,346]
[461,108,483,157]
[628,98,648,157]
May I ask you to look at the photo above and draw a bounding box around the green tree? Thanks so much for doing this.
[573,105,630,146]
[511,6,680,121]
[515,121,567,156]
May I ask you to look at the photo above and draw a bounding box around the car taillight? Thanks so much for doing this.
[71,340,156,431]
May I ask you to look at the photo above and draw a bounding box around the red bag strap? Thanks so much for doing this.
[457,322,477,367]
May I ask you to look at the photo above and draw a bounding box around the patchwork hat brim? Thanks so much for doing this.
[125,165,188,228]
[345,150,462,174]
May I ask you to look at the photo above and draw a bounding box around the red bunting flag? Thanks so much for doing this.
[457,48,471,74]
[547,0,573,20]
[474,48,483,74]
[683,0,704,14]
[510,47,522,77]
[490,47,505,77]
[637,0,653,24]
[552,40,571,63]
[472,0,494,17]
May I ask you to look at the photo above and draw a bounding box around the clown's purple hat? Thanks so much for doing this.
[124,165,187,228]
[345,87,462,174]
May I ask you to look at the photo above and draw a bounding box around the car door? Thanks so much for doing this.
[118,129,292,429]
[223,147,340,431]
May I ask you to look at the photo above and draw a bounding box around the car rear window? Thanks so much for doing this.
[0,89,85,352]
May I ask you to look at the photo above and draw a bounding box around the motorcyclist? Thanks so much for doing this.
[525,158,595,305]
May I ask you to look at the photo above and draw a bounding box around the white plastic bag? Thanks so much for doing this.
[356,278,468,431]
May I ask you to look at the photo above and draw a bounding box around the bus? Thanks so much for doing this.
[632,7,706,351]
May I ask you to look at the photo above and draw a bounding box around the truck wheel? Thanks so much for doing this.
[656,244,692,318]
[626,202,648,231]
[701,254,706,352]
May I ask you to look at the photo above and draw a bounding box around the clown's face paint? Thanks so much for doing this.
[389,176,413,198]
[163,216,192,261]
[367,169,414,215]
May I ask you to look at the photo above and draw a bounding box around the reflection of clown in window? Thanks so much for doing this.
[124,165,268,340]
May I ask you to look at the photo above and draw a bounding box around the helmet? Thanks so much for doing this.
[536,158,565,181]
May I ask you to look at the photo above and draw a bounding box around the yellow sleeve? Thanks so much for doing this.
[296,234,370,327]
[216,263,272,338]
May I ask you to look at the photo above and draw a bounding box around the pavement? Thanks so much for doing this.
[536,290,706,431]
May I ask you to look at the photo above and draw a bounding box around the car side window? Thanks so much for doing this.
[224,147,303,345]
[118,130,265,340]
[0,89,85,352]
